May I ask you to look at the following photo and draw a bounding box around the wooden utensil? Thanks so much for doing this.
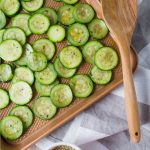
[100,0,140,143]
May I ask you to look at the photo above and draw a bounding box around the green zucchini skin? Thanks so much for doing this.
[50,84,73,108]
[0,116,23,140]
[95,47,119,71]
[0,89,9,109]
[69,75,94,98]
[9,106,33,130]
[0,10,6,29]
[32,97,57,120]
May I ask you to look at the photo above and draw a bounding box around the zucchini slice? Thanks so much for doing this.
[32,97,57,120]
[67,23,89,46]
[0,0,20,16]
[58,5,75,25]
[9,106,33,129]
[47,25,65,43]
[59,46,82,69]
[29,14,50,34]
[35,64,57,85]
[88,19,109,39]
[35,79,59,96]
[33,38,55,60]
[21,0,44,12]
[0,10,6,29]
[0,89,9,109]
[12,13,32,36]
[50,84,73,108]
[95,47,119,70]
[82,41,103,65]
[63,0,78,4]
[36,7,57,25]
[27,52,47,72]
[0,40,22,62]
[9,81,33,105]
[90,66,112,85]
[12,67,34,85]
[0,64,13,82]
[15,44,34,66]
[69,75,93,98]
[3,27,26,46]
[54,58,76,78]
[73,3,95,23]
[0,116,23,141]
[0,29,5,44]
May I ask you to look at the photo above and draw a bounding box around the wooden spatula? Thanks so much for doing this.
[99,0,140,143]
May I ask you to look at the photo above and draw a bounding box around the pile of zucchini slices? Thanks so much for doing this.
[0,0,119,141]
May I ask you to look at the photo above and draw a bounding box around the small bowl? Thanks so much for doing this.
[49,142,81,150]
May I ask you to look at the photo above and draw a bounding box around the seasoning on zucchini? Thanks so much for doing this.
[33,38,55,61]
[0,116,23,140]
[67,23,89,46]
[9,81,33,105]
[9,106,33,129]
[90,66,112,85]
[32,97,57,120]
[69,75,93,98]
[59,46,82,69]
[82,41,103,65]
[88,19,109,39]
[35,63,57,85]
[95,47,119,70]
[0,40,22,62]
[47,25,65,43]
[50,84,73,108]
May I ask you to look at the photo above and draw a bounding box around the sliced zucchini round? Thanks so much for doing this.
[9,106,33,130]
[90,66,112,85]
[33,38,55,60]
[35,64,57,85]
[21,0,44,12]
[35,79,59,97]
[0,0,20,16]
[95,47,119,70]
[59,46,82,69]
[54,58,76,78]
[47,25,65,43]
[73,3,95,23]
[0,40,22,62]
[36,7,57,25]
[0,10,6,29]
[29,14,50,34]
[88,19,109,39]
[0,89,9,109]
[69,75,93,98]
[0,116,23,141]
[9,81,33,105]
[0,64,13,82]
[12,13,32,36]
[15,44,34,66]
[32,97,57,120]
[26,52,47,72]
[12,67,34,85]
[58,5,75,25]
[0,29,5,44]
[82,41,103,65]
[63,0,78,4]
[3,27,26,46]
[67,23,89,46]
[50,84,73,108]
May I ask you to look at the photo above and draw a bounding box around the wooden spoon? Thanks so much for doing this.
[99,0,140,143]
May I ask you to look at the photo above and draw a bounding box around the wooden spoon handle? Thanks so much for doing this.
[118,40,141,143]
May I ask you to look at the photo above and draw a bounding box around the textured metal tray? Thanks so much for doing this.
[0,0,138,149]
